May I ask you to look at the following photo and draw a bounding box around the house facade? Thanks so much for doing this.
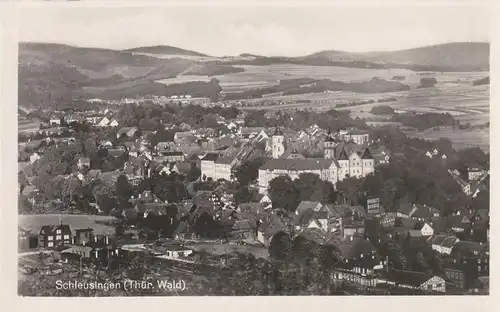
[39,224,72,248]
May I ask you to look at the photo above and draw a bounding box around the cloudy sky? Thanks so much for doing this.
[17,4,490,56]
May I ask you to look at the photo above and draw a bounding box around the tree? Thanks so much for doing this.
[235,157,265,186]
[268,176,299,212]
[187,166,201,182]
[61,176,83,202]
[269,231,291,262]
[115,175,133,200]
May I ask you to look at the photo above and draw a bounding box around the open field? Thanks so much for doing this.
[18,120,41,133]
[156,75,212,85]
[215,65,488,92]
[19,214,118,236]
[238,84,489,123]
[406,128,490,152]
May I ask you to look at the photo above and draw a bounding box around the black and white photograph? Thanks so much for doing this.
[14,2,490,297]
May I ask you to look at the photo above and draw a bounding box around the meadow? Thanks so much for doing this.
[19,214,119,236]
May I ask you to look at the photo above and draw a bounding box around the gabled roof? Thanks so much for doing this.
[39,224,71,235]
[361,148,373,160]
[21,185,37,196]
[427,234,459,248]
[338,148,349,160]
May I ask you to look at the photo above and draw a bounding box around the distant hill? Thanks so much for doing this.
[124,45,209,57]
[18,42,212,109]
[224,42,489,72]
[301,42,490,72]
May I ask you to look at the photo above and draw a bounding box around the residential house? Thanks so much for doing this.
[171,162,192,176]
[451,241,489,276]
[49,117,62,126]
[445,214,471,233]
[256,213,289,247]
[109,119,119,127]
[427,234,459,255]
[174,131,196,144]
[231,219,257,240]
[396,202,440,221]
[334,236,379,277]
[468,167,486,181]
[97,117,110,127]
[19,227,36,250]
[29,152,41,164]
[74,228,94,245]
[153,151,185,164]
[39,224,72,248]
[77,157,90,170]
[259,194,272,205]
[116,127,138,139]
[21,185,39,205]
[381,271,446,293]
[293,201,328,232]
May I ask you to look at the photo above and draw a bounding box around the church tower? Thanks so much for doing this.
[323,126,337,159]
[272,125,285,159]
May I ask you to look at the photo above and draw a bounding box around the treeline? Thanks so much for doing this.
[224,77,409,100]
[243,108,368,131]
[370,105,395,115]
[390,112,457,130]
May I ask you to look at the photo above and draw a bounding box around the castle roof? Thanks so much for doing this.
[260,158,337,171]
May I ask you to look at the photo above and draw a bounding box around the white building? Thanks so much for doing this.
[257,128,375,193]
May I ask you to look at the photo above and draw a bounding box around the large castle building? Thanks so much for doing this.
[257,127,375,194]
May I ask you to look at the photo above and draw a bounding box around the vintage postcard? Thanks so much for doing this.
[4,0,494,301]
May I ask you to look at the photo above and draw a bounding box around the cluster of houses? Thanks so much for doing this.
[19,189,489,294]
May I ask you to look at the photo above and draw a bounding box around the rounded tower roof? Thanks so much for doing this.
[325,126,337,143]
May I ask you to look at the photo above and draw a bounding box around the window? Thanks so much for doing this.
[56,235,61,240]
[48,236,53,241]
[64,235,70,240]
[56,229,61,234]
[478,265,481,272]
[48,242,53,247]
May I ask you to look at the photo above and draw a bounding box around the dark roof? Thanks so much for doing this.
[174,162,192,174]
[452,241,488,256]
[338,148,349,160]
[215,156,235,165]
[135,203,169,215]
[336,237,376,259]
[260,158,336,171]
[412,205,440,219]
[361,148,373,160]
[39,224,71,236]
[427,234,458,248]
[161,151,185,156]
[201,153,220,161]
[258,213,288,238]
